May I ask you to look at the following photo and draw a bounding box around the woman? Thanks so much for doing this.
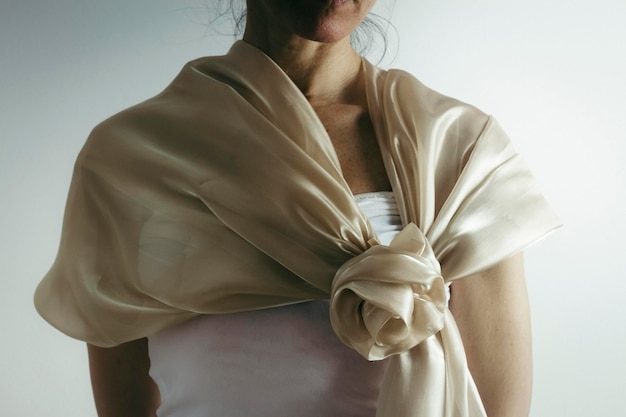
[35,1,560,416]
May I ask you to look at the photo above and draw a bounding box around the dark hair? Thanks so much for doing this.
[210,0,247,35]
[208,1,396,63]
[351,13,394,62]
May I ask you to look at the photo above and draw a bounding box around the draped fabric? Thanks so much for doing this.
[34,41,561,416]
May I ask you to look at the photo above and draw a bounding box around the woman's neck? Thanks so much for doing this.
[243,23,362,105]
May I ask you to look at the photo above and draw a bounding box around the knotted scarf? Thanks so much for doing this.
[35,41,560,417]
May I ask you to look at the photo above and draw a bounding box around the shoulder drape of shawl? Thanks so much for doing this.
[35,41,560,416]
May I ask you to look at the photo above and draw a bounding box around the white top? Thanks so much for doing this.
[148,192,402,417]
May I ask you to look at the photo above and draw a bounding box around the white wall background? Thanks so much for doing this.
[1,1,624,416]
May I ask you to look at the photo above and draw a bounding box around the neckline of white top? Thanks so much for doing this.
[353,191,395,201]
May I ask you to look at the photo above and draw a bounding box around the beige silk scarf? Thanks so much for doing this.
[35,41,560,417]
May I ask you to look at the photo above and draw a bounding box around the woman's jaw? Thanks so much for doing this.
[244,0,376,47]
[242,0,376,100]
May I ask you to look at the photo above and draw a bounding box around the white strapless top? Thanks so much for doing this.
[148,192,402,417]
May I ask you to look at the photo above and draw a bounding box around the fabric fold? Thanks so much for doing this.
[35,40,561,417]
[331,223,446,361]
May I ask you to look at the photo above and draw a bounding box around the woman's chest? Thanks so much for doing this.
[314,103,391,195]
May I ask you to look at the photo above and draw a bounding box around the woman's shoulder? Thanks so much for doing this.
[77,66,206,167]
[74,100,166,176]
[81,53,244,160]
[386,68,490,131]
[372,66,493,155]
[71,84,196,193]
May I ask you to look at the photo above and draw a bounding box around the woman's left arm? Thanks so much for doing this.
[449,252,532,417]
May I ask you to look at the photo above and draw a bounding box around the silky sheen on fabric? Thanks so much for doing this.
[35,41,561,417]
[148,193,400,417]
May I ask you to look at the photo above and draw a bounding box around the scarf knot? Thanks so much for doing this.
[330,223,447,361]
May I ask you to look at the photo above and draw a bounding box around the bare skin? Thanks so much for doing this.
[451,253,532,416]
[88,1,532,416]
[87,339,159,417]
